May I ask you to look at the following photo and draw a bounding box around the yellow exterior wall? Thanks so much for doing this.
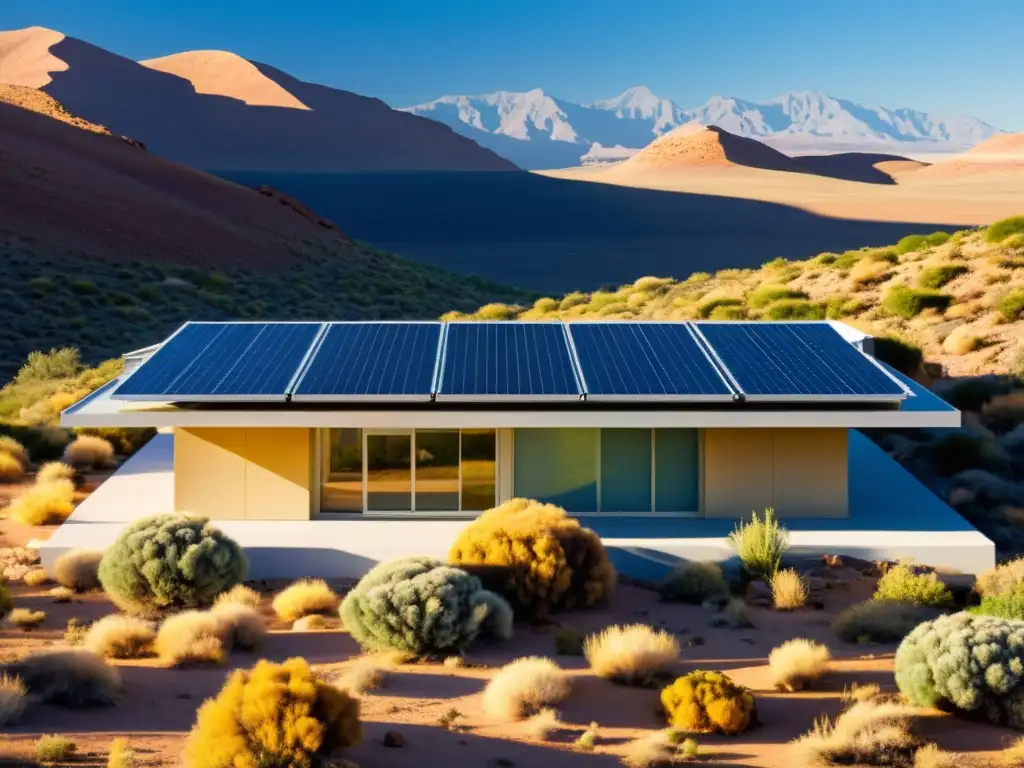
[174,428,312,521]
[703,428,848,518]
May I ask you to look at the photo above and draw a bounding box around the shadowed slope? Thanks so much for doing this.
[794,153,929,184]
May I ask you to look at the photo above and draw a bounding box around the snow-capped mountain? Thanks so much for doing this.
[402,88,1004,169]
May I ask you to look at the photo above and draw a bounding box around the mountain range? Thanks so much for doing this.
[404,86,1006,169]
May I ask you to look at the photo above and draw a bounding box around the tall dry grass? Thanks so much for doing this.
[584,624,680,686]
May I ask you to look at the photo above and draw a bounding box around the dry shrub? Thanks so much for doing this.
[842,682,884,704]
[338,655,393,694]
[0,452,23,482]
[771,568,808,610]
[9,608,46,629]
[0,649,120,706]
[482,656,571,721]
[292,614,327,631]
[107,737,137,768]
[574,722,599,751]
[769,638,831,691]
[64,618,89,645]
[210,602,267,651]
[660,670,755,735]
[0,673,26,726]
[874,563,953,608]
[155,611,226,666]
[36,735,77,763]
[584,624,680,686]
[449,498,616,618]
[50,586,75,603]
[23,568,50,587]
[36,461,76,486]
[84,615,156,659]
[659,561,728,604]
[182,657,360,768]
[522,707,560,740]
[977,558,1024,598]
[53,548,103,592]
[791,700,920,767]
[63,434,115,470]
[1000,738,1024,767]
[0,436,29,468]
[8,478,74,525]
[913,744,973,768]
[271,578,339,622]
[833,600,939,644]
[621,730,680,768]
[213,584,261,610]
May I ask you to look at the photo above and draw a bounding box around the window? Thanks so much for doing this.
[513,428,699,514]
[319,428,496,513]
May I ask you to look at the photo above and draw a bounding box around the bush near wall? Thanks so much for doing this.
[449,498,616,619]
[98,514,247,615]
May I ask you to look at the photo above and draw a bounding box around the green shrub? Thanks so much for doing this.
[833,600,939,644]
[660,670,755,735]
[895,235,928,254]
[36,735,77,763]
[871,336,923,377]
[986,216,1024,243]
[971,593,1024,620]
[930,433,988,476]
[812,252,839,266]
[449,498,616,618]
[944,378,1005,411]
[98,514,248,614]
[182,657,360,768]
[998,291,1024,321]
[15,348,82,385]
[726,508,787,578]
[0,582,11,621]
[70,280,99,295]
[659,561,728,604]
[531,297,559,314]
[763,299,826,320]
[977,558,1024,598]
[918,264,968,289]
[873,564,954,608]
[707,304,746,320]
[895,612,1024,727]
[831,250,863,270]
[747,285,807,309]
[340,556,512,654]
[824,296,852,319]
[881,286,952,318]
[697,297,744,319]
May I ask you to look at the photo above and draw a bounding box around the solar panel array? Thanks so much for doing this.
[112,320,909,405]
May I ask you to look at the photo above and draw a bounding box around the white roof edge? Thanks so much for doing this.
[123,342,162,358]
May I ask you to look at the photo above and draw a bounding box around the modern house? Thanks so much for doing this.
[48,319,992,579]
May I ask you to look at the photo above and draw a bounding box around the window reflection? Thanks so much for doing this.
[321,428,362,512]
[366,433,411,511]
[415,430,460,511]
[461,429,496,511]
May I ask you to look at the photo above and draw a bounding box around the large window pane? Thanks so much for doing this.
[601,429,652,512]
[461,429,496,511]
[514,428,597,513]
[367,433,411,511]
[415,430,460,511]
[321,428,362,513]
[655,428,699,512]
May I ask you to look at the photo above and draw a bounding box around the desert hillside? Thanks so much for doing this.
[908,131,1024,180]
[447,221,1024,379]
[0,26,517,172]
[0,97,534,381]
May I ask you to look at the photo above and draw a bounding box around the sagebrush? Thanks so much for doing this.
[768,638,831,691]
[0,649,120,707]
[727,508,788,577]
[659,561,728,604]
[660,670,755,735]
[52,548,103,592]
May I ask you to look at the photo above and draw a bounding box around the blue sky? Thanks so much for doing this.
[4,0,1022,129]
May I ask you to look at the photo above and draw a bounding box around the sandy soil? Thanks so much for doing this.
[0,550,1018,768]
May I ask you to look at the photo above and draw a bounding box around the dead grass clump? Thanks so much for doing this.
[0,673,27,726]
[771,568,808,610]
[50,586,75,603]
[842,682,884,704]
[64,618,89,645]
[769,638,831,691]
[106,737,137,768]
[9,608,46,629]
[271,578,340,622]
[522,707,560,741]
[0,435,29,466]
[36,461,76,486]
[212,583,261,610]
[292,614,327,631]
[23,568,50,586]
[154,610,226,666]
[62,434,115,470]
[36,735,77,764]
[977,557,1024,598]
[0,649,120,706]
[621,730,681,768]
[0,451,23,482]
[83,615,156,659]
[338,655,397,693]
[584,624,680,686]
[791,700,920,767]
[8,478,75,525]
[210,602,267,651]
[52,548,103,592]
[482,656,571,721]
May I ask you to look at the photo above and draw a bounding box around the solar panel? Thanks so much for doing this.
[438,322,582,400]
[694,322,908,401]
[113,322,322,401]
[290,322,441,401]
[568,322,735,400]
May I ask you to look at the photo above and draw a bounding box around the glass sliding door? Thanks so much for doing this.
[600,429,652,512]
[513,428,598,513]
[415,430,460,511]
[461,429,496,511]
[320,428,363,513]
[366,432,412,512]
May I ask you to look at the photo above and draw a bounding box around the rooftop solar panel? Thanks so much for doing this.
[290,322,441,401]
[694,322,908,401]
[438,322,581,400]
[568,322,735,401]
[113,322,322,401]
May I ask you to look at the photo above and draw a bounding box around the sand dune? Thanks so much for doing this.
[609,123,805,174]
[907,132,1024,179]
[794,152,929,184]
[142,50,310,110]
[0,26,516,172]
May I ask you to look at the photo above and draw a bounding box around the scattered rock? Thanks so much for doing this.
[382,731,405,748]
[255,185,339,231]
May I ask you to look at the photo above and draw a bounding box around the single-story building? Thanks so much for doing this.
[47,319,992,579]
